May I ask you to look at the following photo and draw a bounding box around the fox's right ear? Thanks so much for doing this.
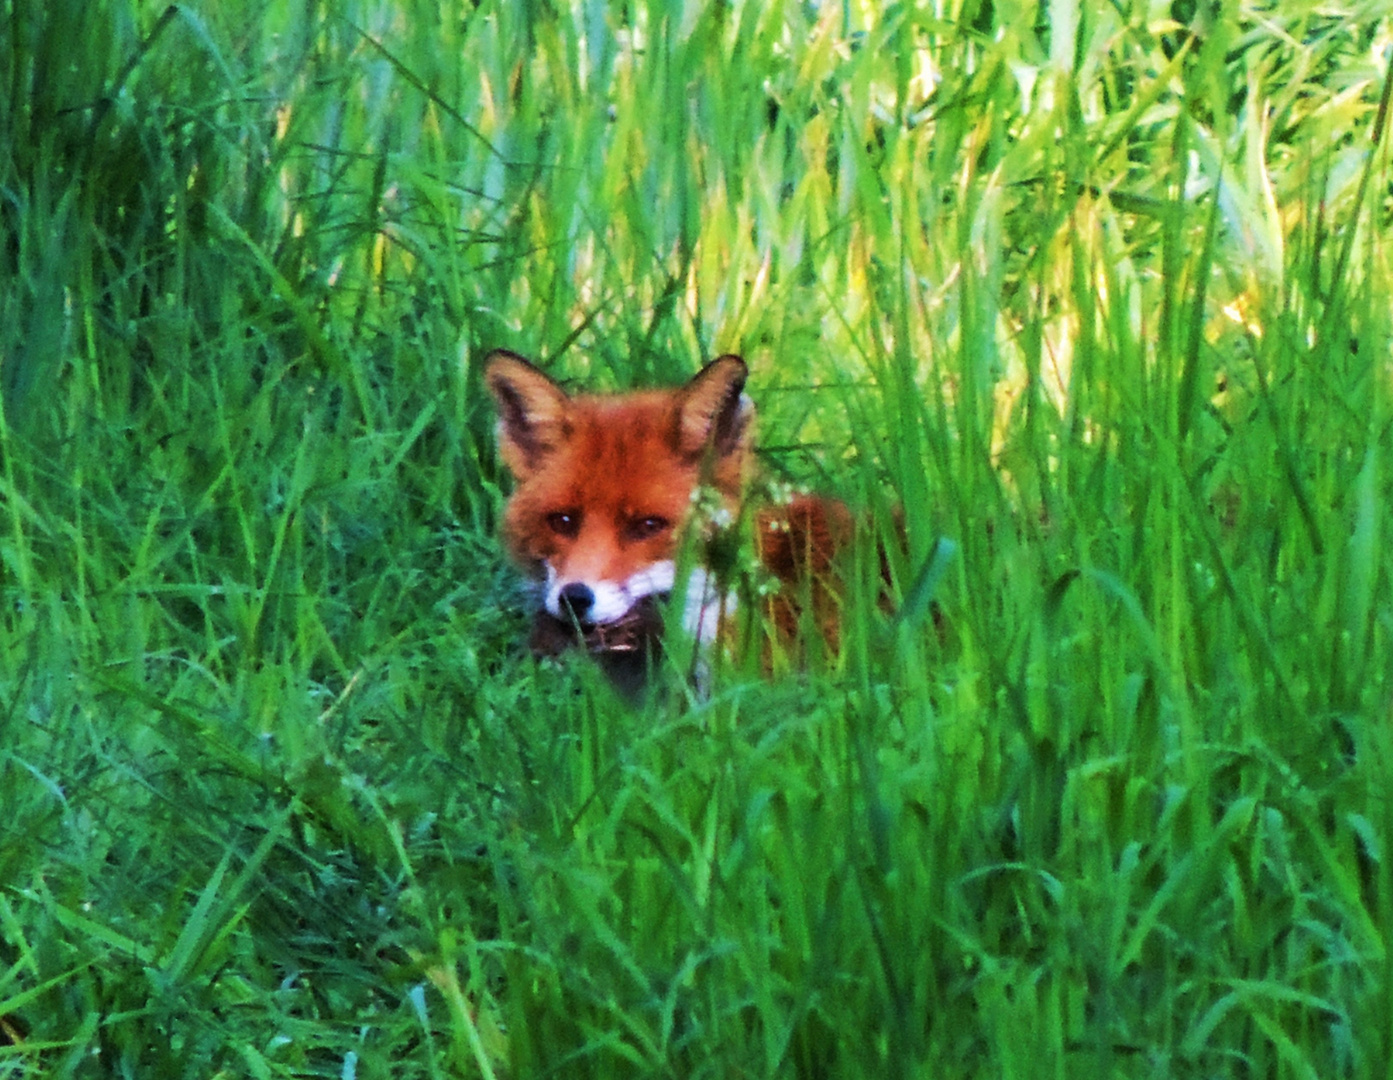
[675,354,752,460]
[484,350,572,476]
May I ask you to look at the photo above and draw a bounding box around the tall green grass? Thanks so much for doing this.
[1,0,1391,1075]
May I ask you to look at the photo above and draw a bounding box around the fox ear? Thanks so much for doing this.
[485,350,572,476]
[675,354,752,459]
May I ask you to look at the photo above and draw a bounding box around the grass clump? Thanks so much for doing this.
[2,0,1392,1076]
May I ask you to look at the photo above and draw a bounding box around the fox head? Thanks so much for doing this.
[485,350,753,629]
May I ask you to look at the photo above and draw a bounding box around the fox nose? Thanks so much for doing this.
[558,583,595,621]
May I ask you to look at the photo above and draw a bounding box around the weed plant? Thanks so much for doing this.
[1,0,1391,1076]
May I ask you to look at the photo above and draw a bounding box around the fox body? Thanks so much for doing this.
[486,350,852,672]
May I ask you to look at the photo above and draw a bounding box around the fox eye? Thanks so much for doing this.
[546,510,581,538]
[627,515,671,541]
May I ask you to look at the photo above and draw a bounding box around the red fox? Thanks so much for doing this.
[485,349,852,681]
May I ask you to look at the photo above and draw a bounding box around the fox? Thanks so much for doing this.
[484,349,853,683]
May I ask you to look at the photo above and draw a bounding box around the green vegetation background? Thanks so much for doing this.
[2,0,1391,1075]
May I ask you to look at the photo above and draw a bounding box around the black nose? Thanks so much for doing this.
[557,583,595,621]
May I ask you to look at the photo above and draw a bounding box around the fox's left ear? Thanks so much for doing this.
[675,354,752,459]
[485,349,572,477]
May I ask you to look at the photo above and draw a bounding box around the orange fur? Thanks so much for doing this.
[754,494,855,650]
[485,349,851,677]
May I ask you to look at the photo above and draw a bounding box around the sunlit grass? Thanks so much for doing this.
[1,0,1391,1076]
